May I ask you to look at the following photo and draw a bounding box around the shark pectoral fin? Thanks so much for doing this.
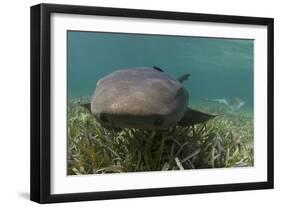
[178,108,217,126]
[80,103,91,112]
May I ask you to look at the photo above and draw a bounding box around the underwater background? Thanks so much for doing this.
[67,31,253,113]
[66,31,254,175]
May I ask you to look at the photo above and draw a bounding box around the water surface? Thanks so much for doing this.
[67,31,253,113]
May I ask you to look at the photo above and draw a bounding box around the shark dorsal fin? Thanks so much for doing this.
[153,66,164,72]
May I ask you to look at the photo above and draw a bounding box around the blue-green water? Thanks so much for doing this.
[67,31,253,113]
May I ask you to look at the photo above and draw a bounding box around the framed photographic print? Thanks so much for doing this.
[30,3,274,203]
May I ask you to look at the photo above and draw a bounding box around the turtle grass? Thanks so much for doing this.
[67,99,253,175]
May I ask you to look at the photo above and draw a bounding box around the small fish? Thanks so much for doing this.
[204,97,246,112]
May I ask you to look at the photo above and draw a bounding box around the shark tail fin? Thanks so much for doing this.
[178,74,190,83]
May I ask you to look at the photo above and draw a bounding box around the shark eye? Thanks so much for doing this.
[154,118,163,126]
[100,114,109,123]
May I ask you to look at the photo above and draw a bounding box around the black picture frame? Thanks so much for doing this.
[30,3,274,204]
